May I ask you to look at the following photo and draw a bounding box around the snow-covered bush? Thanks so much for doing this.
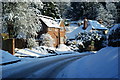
[27,38,38,48]
[39,33,54,47]
[108,24,120,47]
[75,31,106,51]
[65,40,84,52]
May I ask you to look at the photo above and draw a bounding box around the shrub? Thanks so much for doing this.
[27,38,38,48]
[76,31,106,50]
[39,33,54,47]
[108,24,120,47]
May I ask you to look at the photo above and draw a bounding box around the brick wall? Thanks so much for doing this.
[47,28,60,47]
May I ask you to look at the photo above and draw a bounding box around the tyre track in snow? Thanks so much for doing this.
[27,56,82,78]
[3,53,90,78]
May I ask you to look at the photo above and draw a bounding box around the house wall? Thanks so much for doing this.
[59,20,66,44]
[47,28,60,47]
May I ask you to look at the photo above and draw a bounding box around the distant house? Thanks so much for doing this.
[67,18,108,39]
[37,15,66,47]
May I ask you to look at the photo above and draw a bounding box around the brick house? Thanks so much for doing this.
[37,15,66,47]
[59,19,66,44]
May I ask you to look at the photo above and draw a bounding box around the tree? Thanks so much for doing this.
[41,2,61,19]
[96,4,114,27]
[106,2,117,24]
[56,2,70,19]
[64,2,117,27]
[2,2,43,48]
[65,2,101,20]
[114,1,120,23]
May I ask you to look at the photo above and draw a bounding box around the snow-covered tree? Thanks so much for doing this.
[41,2,61,19]
[2,2,43,48]
[27,38,39,48]
[96,4,115,27]
[106,2,117,23]
[56,2,70,18]
[2,2,42,38]
[39,33,54,47]
[65,2,100,20]
[115,1,120,23]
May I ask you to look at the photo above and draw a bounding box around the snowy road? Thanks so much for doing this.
[2,53,90,78]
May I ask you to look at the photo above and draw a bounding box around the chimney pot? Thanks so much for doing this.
[83,17,88,30]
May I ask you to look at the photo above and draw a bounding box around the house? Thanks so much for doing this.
[37,15,66,47]
[67,18,108,39]
[59,19,66,44]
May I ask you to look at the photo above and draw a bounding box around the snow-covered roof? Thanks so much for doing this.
[69,23,79,27]
[39,15,60,28]
[67,20,107,39]
[67,25,85,39]
[108,23,120,35]
[109,24,120,32]
[88,20,108,30]
[70,21,78,24]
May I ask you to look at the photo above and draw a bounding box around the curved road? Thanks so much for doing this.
[2,53,90,78]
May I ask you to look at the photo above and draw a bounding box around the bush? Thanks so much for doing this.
[108,24,120,47]
[76,31,106,51]
[27,38,38,48]
[39,33,54,47]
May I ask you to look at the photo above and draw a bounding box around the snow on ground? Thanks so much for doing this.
[56,44,72,51]
[2,51,92,78]
[57,47,119,78]
[15,45,75,57]
[14,47,53,57]
[0,50,20,64]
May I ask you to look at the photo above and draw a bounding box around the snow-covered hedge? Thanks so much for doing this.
[108,24,120,47]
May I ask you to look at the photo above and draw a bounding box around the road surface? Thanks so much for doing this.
[2,53,91,78]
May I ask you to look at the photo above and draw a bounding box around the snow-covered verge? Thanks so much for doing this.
[14,47,54,58]
[0,50,20,64]
[57,47,119,78]
[15,45,75,57]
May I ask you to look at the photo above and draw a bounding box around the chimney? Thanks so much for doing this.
[83,17,88,30]
[98,19,103,24]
